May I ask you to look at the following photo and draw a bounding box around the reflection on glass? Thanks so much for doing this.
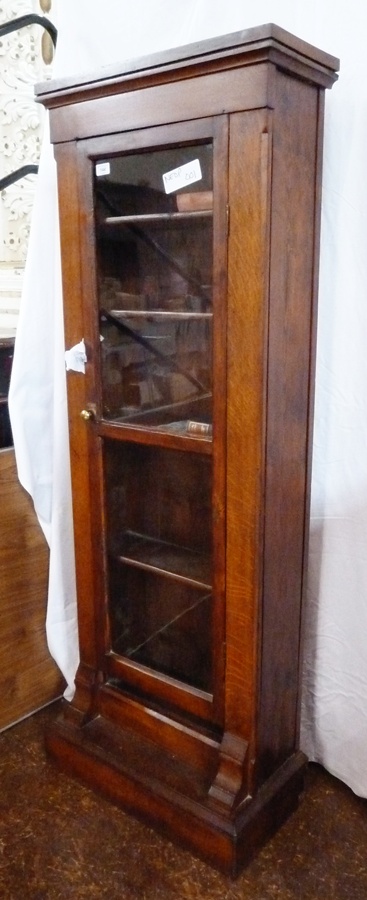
[94,143,213,434]
[105,441,213,692]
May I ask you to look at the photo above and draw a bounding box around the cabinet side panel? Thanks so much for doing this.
[258,74,322,780]
[226,110,270,743]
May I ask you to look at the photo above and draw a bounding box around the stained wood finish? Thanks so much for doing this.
[0,449,64,730]
[38,25,338,877]
[258,71,324,783]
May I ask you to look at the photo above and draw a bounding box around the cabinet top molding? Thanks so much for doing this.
[36,22,339,109]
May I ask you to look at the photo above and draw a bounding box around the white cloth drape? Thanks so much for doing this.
[9,0,367,795]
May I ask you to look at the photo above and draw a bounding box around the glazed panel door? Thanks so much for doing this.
[77,117,228,727]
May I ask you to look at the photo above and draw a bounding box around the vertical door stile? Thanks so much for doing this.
[77,144,111,679]
[211,115,229,726]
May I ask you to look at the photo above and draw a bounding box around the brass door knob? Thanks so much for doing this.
[80,408,94,421]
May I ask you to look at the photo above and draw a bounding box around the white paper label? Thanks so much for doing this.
[95,161,110,177]
[65,339,87,373]
[162,159,202,194]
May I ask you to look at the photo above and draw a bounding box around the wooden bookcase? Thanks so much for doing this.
[37,25,338,876]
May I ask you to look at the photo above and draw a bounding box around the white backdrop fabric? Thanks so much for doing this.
[9,0,367,796]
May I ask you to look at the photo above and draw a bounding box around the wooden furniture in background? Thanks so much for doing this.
[0,448,64,731]
[37,24,338,876]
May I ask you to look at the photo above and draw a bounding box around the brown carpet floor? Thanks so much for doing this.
[0,702,366,899]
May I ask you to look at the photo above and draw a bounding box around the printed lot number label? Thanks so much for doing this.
[162,159,202,194]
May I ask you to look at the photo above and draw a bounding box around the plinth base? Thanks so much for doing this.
[46,706,307,878]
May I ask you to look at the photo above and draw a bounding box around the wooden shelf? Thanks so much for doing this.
[98,419,213,453]
[109,309,212,319]
[116,531,212,590]
[98,392,213,452]
[105,210,213,225]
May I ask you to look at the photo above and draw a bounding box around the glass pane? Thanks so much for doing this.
[94,143,213,436]
[104,441,213,692]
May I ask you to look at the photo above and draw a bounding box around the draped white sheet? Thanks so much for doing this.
[9,0,367,796]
